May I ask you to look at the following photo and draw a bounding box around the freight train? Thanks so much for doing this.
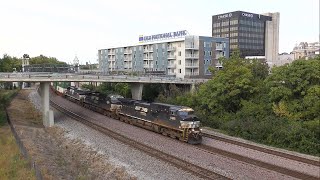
[54,86,202,144]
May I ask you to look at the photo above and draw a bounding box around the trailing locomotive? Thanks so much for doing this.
[58,86,202,144]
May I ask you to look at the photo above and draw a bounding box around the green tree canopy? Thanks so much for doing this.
[266,57,320,121]
[197,52,269,117]
[0,54,22,72]
[29,55,66,65]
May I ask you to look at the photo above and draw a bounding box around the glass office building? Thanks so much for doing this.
[212,11,279,62]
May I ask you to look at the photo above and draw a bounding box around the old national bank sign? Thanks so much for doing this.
[139,30,187,43]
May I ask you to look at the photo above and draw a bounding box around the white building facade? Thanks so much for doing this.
[98,30,229,79]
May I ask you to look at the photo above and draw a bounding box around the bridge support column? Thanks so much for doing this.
[130,83,143,100]
[40,82,54,127]
[190,83,196,94]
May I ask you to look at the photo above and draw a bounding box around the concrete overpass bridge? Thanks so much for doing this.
[0,72,209,127]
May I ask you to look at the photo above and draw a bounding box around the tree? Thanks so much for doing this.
[29,55,66,65]
[0,54,22,72]
[197,54,268,117]
[266,58,320,121]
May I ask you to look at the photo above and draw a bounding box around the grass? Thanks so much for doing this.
[0,125,35,180]
[0,89,35,180]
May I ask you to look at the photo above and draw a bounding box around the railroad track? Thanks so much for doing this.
[50,100,229,180]
[194,144,318,180]
[202,132,320,167]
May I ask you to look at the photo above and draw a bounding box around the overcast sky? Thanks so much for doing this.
[0,0,319,64]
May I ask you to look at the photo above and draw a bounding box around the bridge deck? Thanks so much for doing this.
[0,73,209,84]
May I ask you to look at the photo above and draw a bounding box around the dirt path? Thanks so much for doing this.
[7,90,135,180]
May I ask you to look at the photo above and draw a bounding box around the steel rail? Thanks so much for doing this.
[50,100,229,180]
[202,133,320,167]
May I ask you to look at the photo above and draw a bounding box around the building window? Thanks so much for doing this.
[179,69,181,73]
[178,51,181,56]
[222,21,229,26]
[179,60,181,65]
[209,51,212,56]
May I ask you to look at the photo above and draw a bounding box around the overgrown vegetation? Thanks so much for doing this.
[80,53,319,156]
[0,90,35,179]
[82,82,131,98]
[0,90,18,126]
[0,126,36,180]
[158,53,320,156]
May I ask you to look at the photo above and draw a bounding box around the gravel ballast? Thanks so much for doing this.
[51,95,316,180]
[30,89,201,179]
[54,111,201,180]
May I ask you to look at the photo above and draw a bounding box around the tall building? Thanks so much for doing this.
[212,11,279,64]
[98,30,229,79]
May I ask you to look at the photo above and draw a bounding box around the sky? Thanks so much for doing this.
[0,0,319,64]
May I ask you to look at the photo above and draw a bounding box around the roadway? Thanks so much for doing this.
[0,73,209,84]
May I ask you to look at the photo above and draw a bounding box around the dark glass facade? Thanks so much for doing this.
[212,11,272,57]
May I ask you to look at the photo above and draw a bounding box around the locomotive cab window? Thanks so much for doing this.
[178,111,188,116]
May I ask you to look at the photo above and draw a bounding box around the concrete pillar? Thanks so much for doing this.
[190,83,196,94]
[130,83,143,100]
[40,82,54,127]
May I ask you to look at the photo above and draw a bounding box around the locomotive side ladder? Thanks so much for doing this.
[182,128,189,142]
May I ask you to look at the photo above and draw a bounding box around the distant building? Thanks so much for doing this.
[98,30,229,79]
[212,11,279,64]
[277,52,295,66]
[292,42,320,60]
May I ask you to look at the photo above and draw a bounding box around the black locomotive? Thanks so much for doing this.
[61,86,202,144]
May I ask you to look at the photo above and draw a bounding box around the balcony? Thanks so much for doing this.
[124,58,132,61]
[185,63,198,68]
[124,64,132,69]
[185,45,199,50]
[185,72,199,76]
[124,50,132,54]
[167,55,176,59]
[108,51,115,55]
[185,54,199,59]
[108,58,115,61]
[143,56,153,60]
[143,64,154,68]
[167,46,176,51]
[216,46,223,51]
[144,48,153,52]
[167,63,176,68]
[168,72,176,76]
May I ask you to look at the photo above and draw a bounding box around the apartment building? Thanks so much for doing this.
[98,30,229,79]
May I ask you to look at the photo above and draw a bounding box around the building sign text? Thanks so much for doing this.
[217,13,232,19]
[139,30,187,43]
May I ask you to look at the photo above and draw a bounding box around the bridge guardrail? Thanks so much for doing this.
[0,73,210,84]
